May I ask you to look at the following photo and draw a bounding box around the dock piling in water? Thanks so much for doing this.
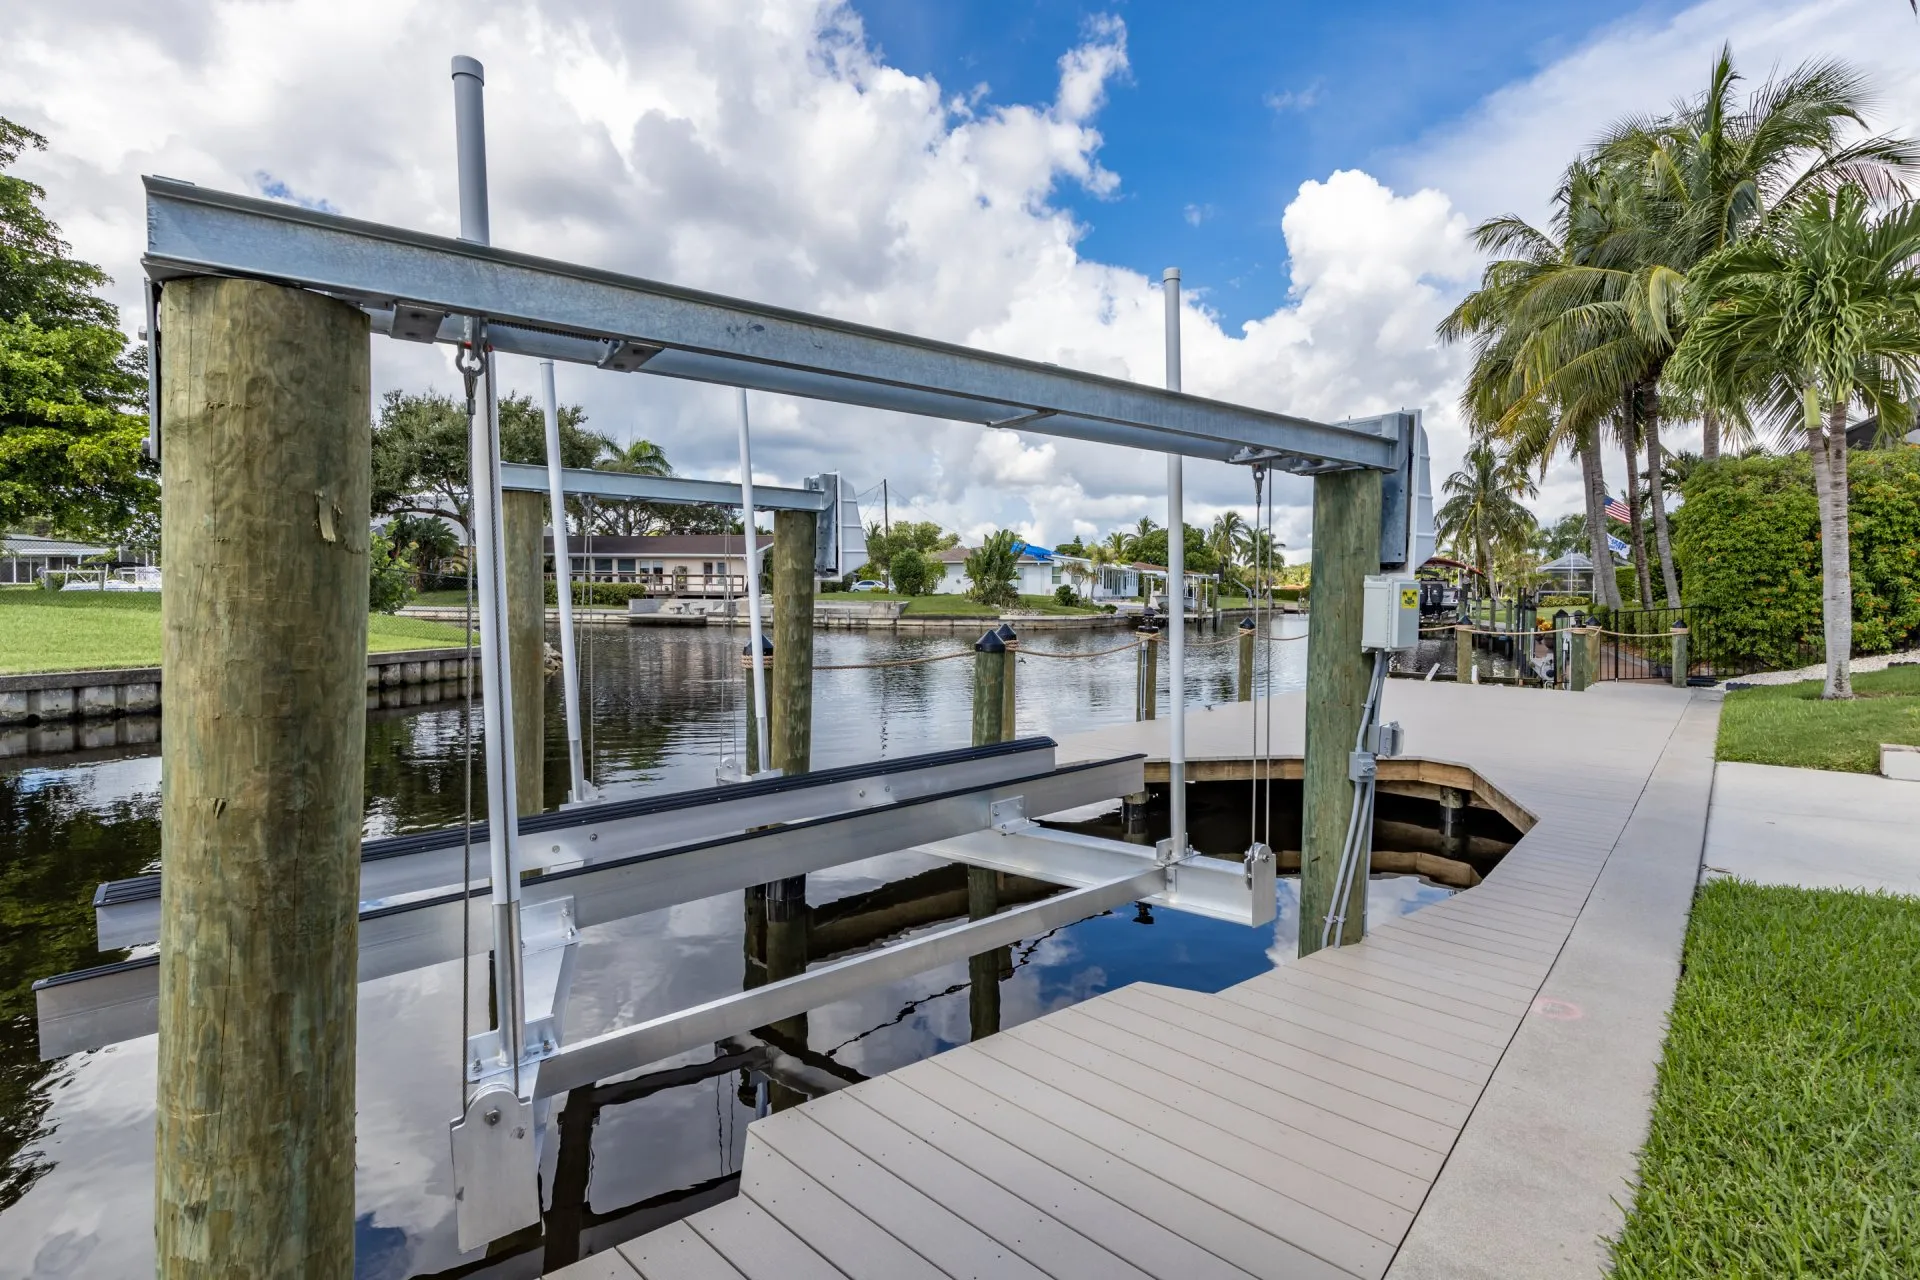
[155,276,368,1277]
[504,489,546,814]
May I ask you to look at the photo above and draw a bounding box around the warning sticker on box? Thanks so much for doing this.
[1400,588,1419,609]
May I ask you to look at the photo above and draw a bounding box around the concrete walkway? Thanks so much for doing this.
[1704,760,1920,895]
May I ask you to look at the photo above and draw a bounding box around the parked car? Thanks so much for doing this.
[848,579,886,592]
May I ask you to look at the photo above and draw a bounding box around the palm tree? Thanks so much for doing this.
[1436,442,1539,589]
[1208,511,1249,594]
[590,437,675,536]
[1668,186,1920,698]
[1599,47,1920,460]
[1101,530,1130,563]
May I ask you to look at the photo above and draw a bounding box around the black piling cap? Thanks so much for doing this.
[995,622,1018,645]
[742,635,773,655]
[975,629,1007,653]
[1237,617,1257,632]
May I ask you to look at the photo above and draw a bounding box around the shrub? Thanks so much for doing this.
[1673,449,1920,668]
[1054,584,1077,606]
[891,547,935,596]
[1537,594,1592,608]
[542,580,655,606]
[368,529,417,614]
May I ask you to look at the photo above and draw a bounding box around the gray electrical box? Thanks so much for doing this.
[1362,574,1421,651]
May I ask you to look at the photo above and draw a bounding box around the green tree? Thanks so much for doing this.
[890,546,935,595]
[1531,511,1589,561]
[371,388,607,540]
[384,512,460,579]
[1669,186,1920,697]
[0,119,154,545]
[366,527,417,613]
[1437,442,1539,587]
[964,530,1021,607]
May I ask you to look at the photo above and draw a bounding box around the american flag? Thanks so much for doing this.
[1604,494,1632,523]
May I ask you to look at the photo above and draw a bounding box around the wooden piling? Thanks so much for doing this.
[1138,626,1158,721]
[155,277,368,1277]
[997,623,1018,742]
[741,637,772,774]
[1453,624,1473,684]
[1569,626,1596,691]
[771,510,816,775]
[1237,618,1256,702]
[1671,626,1689,688]
[1299,467,1381,957]
[503,489,546,814]
[1436,786,1467,861]
[969,630,1007,1039]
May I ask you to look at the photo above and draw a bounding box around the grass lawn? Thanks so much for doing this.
[1716,663,1920,773]
[1609,880,1920,1278]
[0,590,472,674]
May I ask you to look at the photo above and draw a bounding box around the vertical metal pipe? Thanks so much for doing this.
[1163,267,1186,857]
[452,54,523,1078]
[737,390,771,773]
[541,361,590,802]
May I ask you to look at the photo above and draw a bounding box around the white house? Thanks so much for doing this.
[927,543,1208,608]
[930,545,1068,596]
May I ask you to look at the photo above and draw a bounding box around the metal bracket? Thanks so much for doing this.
[464,896,579,1083]
[597,338,662,371]
[449,1082,541,1252]
[989,796,1030,833]
[390,303,450,342]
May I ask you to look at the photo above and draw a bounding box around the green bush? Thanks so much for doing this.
[891,547,935,596]
[965,531,1020,607]
[368,529,417,614]
[542,580,655,606]
[1054,584,1077,606]
[1674,450,1920,668]
[1537,593,1592,608]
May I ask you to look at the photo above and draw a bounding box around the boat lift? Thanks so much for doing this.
[35,55,1430,1254]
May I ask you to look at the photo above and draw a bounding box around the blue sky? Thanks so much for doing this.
[857,0,1691,328]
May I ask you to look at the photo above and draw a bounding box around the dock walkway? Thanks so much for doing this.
[555,681,1718,1280]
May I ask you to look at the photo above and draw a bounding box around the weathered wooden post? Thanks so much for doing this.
[156,277,369,1277]
[1237,616,1256,701]
[1299,468,1382,957]
[1453,623,1473,685]
[1671,626,1689,688]
[770,509,816,775]
[1137,623,1159,720]
[969,629,1008,1039]
[1437,786,1468,861]
[996,622,1019,742]
[1569,625,1596,691]
[741,636,773,774]
[503,489,546,813]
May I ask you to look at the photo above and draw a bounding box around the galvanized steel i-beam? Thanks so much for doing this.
[142,179,1401,472]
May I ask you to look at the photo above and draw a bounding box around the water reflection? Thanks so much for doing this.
[0,615,1466,1277]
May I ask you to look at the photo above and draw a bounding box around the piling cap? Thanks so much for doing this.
[975,629,1006,653]
[995,622,1018,645]
[1136,622,1160,636]
[1237,617,1256,632]
[742,636,773,655]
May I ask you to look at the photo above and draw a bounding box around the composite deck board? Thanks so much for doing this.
[848,1076,1256,1280]
[687,1196,846,1280]
[755,1111,1052,1280]
[598,685,1704,1280]
[945,1038,1403,1271]
[998,1018,1433,1210]
[1101,985,1478,1126]
[618,1221,745,1280]
[795,1092,1153,1280]
[1046,1002,1456,1167]
[738,1140,948,1280]
[1243,964,1517,1045]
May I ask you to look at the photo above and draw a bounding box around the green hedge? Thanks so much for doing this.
[1674,449,1920,668]
[543,580,657,606]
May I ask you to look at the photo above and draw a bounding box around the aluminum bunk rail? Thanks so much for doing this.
[90,738,1068,951]
[496,461,831,511]
[141,178,1402,473]
[36,751,1147,1058]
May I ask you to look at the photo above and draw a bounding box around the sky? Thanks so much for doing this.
[4,0,1919,556]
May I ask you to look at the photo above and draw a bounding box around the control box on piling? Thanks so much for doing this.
[1361,574,1421,651]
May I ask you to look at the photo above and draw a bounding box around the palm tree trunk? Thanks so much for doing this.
[1701,406,1721,462]
[1622,428,1653,609]
[1580,427,1622,611]
[1645,409,1681,606]
[1810,400,1854,698]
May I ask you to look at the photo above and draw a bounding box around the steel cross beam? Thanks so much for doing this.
[142,179,1400,472]
[499,461,830,511]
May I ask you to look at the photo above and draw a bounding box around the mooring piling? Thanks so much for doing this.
[1299,467,1382,955]
[1237,616,1256,702]
[155,276,369,1278]
[770,509,815,776]
[503,489,546,814]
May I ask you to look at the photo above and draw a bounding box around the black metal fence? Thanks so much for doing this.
[1588,605,1821,682]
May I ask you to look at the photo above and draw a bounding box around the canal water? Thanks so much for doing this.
[0,615,1453,1277]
